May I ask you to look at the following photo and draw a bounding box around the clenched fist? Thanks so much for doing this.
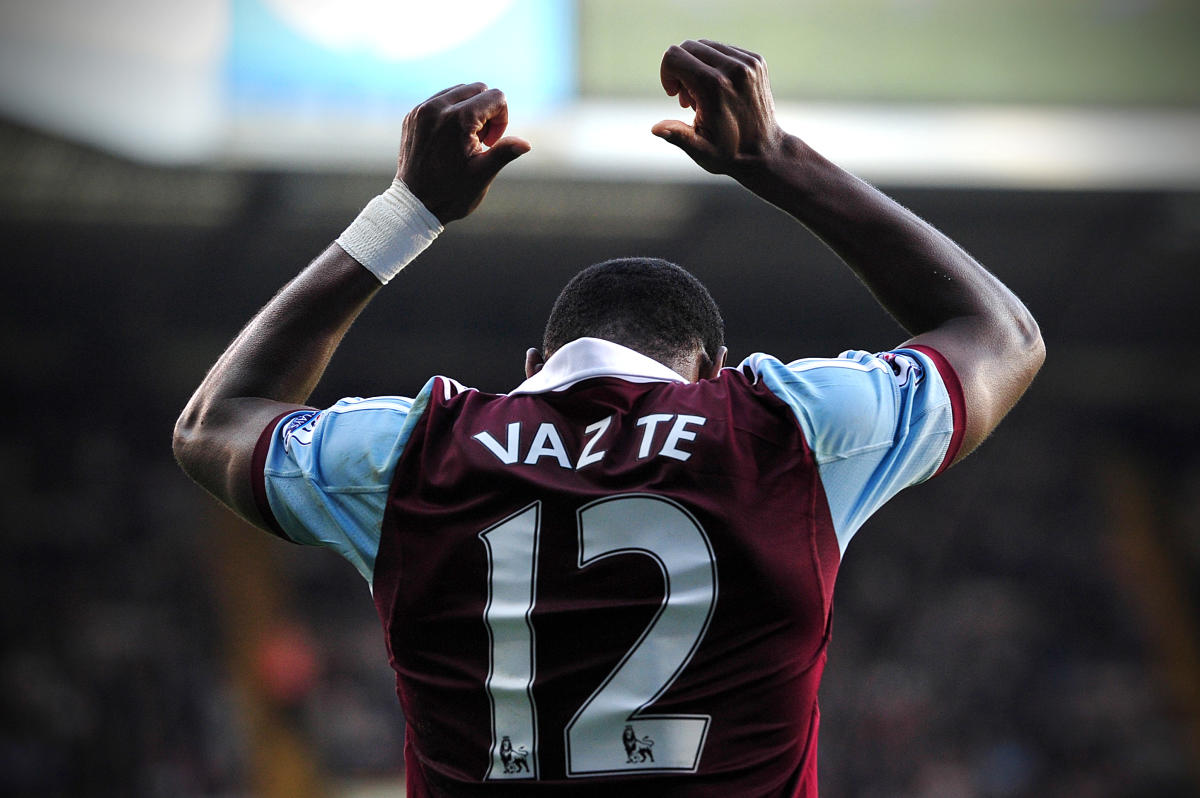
[397,83,531,224]
[652,40,786,177]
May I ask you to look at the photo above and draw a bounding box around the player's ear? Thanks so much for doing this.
[525,347,545,379]
[699,346,728,380]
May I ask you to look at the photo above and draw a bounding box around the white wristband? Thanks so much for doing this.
[336,179,443,284]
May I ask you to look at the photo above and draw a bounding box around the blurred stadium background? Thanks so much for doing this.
[2,1,1199,796]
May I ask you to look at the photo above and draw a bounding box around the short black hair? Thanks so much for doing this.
[542,257,725,367]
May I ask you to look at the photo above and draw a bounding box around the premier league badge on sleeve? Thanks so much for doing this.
[879,352,921,388]
[282,410,321,453]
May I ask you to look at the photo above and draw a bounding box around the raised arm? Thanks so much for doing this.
[652,39,1044,466]
[173,83,530,529]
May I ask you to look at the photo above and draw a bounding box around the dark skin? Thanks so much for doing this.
[174,40,1044,533]
[651,40,1043,457]
[173,83,530,529]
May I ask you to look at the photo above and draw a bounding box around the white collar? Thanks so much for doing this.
[509,337,690,395]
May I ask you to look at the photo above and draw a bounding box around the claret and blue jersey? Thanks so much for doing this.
[251,337,963,797]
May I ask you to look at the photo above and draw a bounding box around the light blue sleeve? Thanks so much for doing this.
[743,349,957,554]
[262,381,435,582]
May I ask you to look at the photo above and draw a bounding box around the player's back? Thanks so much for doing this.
[373,362,840,797]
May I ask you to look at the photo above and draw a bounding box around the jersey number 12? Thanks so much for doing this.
[478,494,718,779]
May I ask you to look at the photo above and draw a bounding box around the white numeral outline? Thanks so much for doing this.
[479,495,717,780]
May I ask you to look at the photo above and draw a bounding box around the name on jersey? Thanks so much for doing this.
[472,413,706,470]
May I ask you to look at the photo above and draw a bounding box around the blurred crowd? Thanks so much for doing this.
[818,412,1198,797]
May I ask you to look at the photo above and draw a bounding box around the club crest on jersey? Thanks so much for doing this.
[622,725,655,763]
[499,736,530,773]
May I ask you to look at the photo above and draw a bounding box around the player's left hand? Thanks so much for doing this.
[397,83,531,224]
[652,39,785,177]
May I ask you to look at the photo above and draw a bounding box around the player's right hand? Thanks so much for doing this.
[652,40,786,177]
[397,83,531,224]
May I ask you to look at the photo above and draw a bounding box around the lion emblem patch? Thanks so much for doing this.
[498,735,530,774]
[622,724,655,763]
